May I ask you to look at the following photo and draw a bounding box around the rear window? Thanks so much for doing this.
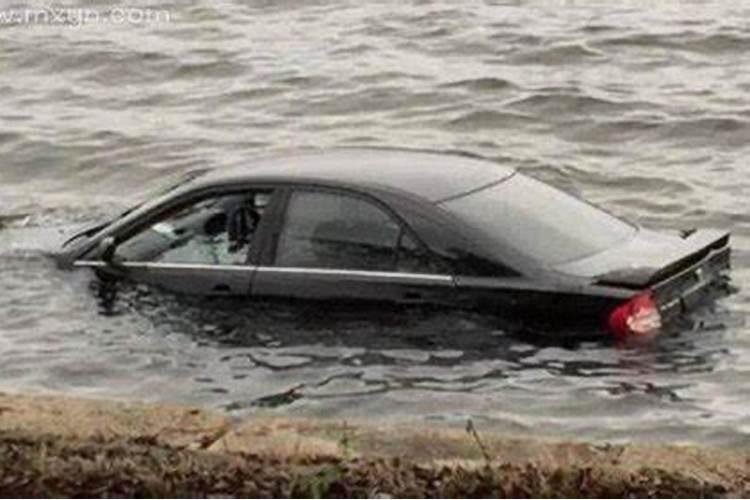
[441,173,636,265]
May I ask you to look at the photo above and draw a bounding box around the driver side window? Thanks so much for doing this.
[116,190,272,266]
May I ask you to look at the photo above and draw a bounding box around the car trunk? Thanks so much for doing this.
[554,228,731,321]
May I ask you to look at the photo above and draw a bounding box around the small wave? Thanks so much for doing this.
[0,214,30,230]
[598,32,750,54]
[0,131,22,146]
[510,43,606,65]
[343,20,399,38]
[353,71,428,84]
[444,110,535,131]
[124,92,185,108]
[418,27,453,39]
[524,164,694,196]
[687,33,750,53]
[14,48,177,86]
[32,49,175,80]
[339,135,381,144]
[581,24,617,34]
[330,43,376,56]
[431,40,497,58]
[0,224,87,257]
[674,117,750,133]
[170,60,247,80]
[506,93,637,116]
[400,8,472,26]
[597,33,681,50]
[293,88,447,116]
[488,32,543,46]
[559,119,662,144]
[214,87,290,104]
[608,197,694,216]
[652,117,750,147]
[440,77,516,92]
[275,75,329,87]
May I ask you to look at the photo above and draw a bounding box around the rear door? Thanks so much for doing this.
[251,188,456,305]
[76,189,276,296]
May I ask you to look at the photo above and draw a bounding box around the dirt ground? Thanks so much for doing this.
[0,392,748,497]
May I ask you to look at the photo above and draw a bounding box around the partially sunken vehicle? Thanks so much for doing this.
[56,149,731,341]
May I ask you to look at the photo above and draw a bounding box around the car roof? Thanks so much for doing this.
[193,148,515,202]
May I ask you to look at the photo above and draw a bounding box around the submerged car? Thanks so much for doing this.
[56,149,731,340]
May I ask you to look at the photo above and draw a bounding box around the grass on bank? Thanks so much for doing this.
[0,430,735,498]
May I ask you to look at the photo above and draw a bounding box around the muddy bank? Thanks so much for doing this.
[0,392,748,497]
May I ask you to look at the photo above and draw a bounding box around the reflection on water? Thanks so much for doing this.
[47,270,738,446]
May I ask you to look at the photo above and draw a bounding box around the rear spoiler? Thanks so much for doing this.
[595,230,730,289]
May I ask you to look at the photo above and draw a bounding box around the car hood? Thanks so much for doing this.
[59,219,110,248]
[553,228,730,288]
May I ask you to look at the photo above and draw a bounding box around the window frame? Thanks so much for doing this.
[263,185,443,275]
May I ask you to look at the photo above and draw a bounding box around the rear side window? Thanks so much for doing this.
[274,190,435,272]
[442,174,636,265]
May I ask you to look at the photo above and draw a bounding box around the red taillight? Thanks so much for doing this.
[607,291,662,341]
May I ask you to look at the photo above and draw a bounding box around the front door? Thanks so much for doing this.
[78,190,275,295]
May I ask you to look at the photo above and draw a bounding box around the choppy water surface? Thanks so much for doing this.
[1,1,750,447]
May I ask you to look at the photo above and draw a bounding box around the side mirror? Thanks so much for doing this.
[97,236,118,263]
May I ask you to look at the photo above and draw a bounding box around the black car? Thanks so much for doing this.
[56,149,731,341]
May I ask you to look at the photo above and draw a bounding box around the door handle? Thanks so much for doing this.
[401,291,425,304]
[213,284,231,294]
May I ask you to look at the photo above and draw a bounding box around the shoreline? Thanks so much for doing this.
[0,392,747,497]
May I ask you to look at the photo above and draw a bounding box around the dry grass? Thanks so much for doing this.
[0,430,740,498]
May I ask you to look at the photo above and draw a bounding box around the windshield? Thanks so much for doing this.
[61,169,211,249]
[441,173,636,265]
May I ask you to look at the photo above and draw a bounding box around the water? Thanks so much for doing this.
[1,0,750,447]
